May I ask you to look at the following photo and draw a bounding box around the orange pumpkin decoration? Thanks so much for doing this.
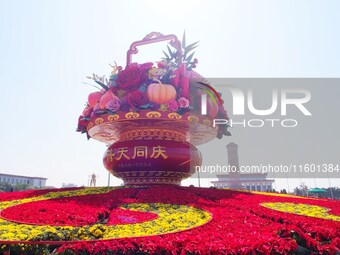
[146,80,177,104]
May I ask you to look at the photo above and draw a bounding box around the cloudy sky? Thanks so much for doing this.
[0,0,339,190]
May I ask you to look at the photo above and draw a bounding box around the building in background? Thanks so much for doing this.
[211,143,274,191]
[62,183,78,188]
[0,173,47,188]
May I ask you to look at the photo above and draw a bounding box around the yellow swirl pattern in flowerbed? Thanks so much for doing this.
[261,202,340,221]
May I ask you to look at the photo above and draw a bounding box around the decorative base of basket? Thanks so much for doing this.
[103,138,201,186]
[113,174,187,186]
[89,112,216,186]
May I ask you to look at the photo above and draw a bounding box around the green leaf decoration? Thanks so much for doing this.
[187,45,199,55]
[197,87,217,105]
[167,45,175,59]
[162,50,170,60]
[138,84,147,93]
[163,32,199,68]
[176,107,190,115]
[94,110,107,115]
[86,133,91,140]
[185,41,199,52]
[185,52,195,65]
[221,125,231,136]
[135,103,151,112]
[95,81,109,91]
[140,103,151,109]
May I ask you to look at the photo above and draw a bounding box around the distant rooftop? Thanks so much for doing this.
[0,172,47,180]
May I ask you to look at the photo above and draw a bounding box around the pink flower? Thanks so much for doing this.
[167,99,179,111]
[140,62,154,70]
[127,90,148,108]
[82,106,93,118]
[105,98,121,112]
[116,64,147,91]
[178,97,189,108]
[157,61,166,68]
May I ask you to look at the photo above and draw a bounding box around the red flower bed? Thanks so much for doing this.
[0,186,339,255]
[0,187,81,202]
[57,187,340,254]
[1,189,158,226]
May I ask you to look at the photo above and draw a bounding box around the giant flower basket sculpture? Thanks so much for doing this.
[77,32,230,185]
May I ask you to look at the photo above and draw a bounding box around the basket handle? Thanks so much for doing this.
[126,32,182,66]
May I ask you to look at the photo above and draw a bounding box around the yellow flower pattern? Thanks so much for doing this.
[261,202,340,221]
[0,188,211,242]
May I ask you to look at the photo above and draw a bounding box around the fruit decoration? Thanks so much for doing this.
[77,32,230,138]
[76,32,231,186]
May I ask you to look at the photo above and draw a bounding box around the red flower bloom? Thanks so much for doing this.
[82,106,93,117]
[167,99,179,111]
[140,62,154,70]
[77,115,89,132]
[126,90,148,108]
[116,64,147,91]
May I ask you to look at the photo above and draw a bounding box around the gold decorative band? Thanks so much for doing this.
[187,115,199,122]
[125,112,140,119]
[95,118,104,124]
[120,128,187,141]
[168,112,182,119]
[146,111,162,118]
[108,114,120,121]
